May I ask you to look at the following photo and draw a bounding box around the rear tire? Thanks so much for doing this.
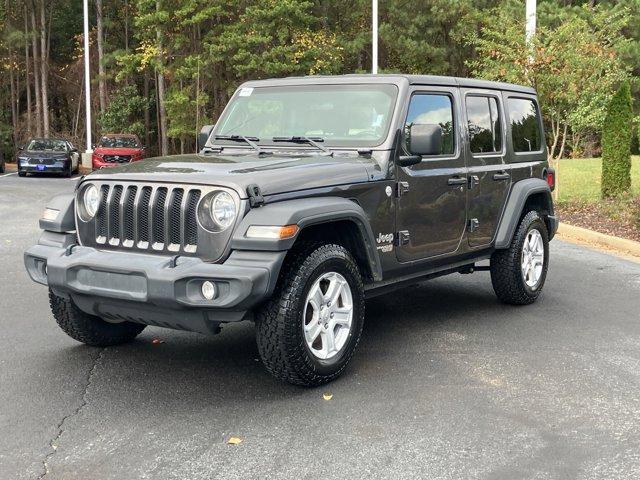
[18,171,26,177]
[49,290,146,346]
[255,243,365,387]
[490,210,549,305]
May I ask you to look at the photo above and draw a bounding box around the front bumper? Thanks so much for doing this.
[19,160,69,173]
[92,157,141,169]
[25,238,285,334]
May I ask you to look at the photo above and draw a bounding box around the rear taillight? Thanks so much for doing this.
[545,168,555,191]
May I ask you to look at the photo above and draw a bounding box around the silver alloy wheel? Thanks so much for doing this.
[521,228,545,288]
[303,271,353,360]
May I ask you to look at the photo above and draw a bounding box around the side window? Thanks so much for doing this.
[508,98,542,152]
[405,94,454,155]
[466,95,502,154]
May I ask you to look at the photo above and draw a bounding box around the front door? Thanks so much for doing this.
[461,90,511,248]
[395,88,467,262]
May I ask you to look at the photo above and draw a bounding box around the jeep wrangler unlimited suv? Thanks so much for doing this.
[25,75,557,386]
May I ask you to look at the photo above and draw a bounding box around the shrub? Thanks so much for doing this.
[601,82,633,198]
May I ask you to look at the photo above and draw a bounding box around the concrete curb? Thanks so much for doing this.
[557,223,640,261]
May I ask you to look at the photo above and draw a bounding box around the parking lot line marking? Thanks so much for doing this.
[0,172,17,177]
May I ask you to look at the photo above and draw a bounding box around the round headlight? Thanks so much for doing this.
[209,191,236,230]
[83,184,100,218]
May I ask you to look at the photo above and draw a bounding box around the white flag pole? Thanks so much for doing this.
[525,0,537,62]
[83,0,92,152]
[372,0,378,74]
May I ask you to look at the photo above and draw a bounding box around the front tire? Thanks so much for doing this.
[255,243,365,387]
[490,210,549,305]
[18,170,26,177]
[49,290,146,346]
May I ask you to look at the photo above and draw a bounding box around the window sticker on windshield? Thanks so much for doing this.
[239,87,253,97]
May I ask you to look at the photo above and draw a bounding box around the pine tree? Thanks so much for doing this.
[601,82,633,198]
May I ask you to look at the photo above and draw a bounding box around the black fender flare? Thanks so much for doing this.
[231,197,382,281]
[494,178,555,249]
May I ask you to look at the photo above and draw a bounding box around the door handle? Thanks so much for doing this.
[447,176,467,186]
[492,171,510,181]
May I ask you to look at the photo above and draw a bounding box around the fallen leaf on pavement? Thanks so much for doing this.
[227,437,243,445]
[323,393,333,401]
[151,338,164,344]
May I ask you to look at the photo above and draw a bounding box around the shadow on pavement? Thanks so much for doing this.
[45,278,514,409]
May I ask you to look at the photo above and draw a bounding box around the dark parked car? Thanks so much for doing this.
[25,75,557,386]
[17,138,80,177]
[92,134,145,169]
[0,147,4,173]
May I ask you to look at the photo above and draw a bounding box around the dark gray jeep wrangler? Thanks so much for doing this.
[25,75,557,386]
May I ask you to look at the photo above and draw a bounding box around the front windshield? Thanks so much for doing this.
[99,136,139,148]
[27,139,67,152]
[215,84,398,148]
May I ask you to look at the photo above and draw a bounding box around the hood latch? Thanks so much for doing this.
[246,184,264,208]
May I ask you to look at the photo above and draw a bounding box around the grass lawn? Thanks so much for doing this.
[557,155,640,203]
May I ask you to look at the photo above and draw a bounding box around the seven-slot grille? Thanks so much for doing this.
[90,183,201,254]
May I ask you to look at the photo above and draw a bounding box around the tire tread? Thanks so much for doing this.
[255,242,364,387]
[490,210,549,305]
[49,290,145,346]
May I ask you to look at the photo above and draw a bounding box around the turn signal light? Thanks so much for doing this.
[42,208,60,221]
[246,224,299,240]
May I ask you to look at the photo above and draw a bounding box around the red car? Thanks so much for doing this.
[92,134,145,169]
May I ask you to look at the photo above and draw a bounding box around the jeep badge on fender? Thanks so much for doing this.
[24,75,557,387]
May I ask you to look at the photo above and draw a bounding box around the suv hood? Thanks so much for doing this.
[94,147,142,156]
[24,150,68,158]
[85,153,378,197]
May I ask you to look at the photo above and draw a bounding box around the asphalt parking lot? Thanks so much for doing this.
[1,172,640,480]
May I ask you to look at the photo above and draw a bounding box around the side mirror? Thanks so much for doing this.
[407,123,442,156]
[18,145,24,151]
[197,124,215,152]
[71,148,78,152]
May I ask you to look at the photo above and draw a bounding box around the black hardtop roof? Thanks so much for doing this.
[241,74,536,95]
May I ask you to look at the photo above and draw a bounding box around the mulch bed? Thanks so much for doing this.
[556,198,640,243]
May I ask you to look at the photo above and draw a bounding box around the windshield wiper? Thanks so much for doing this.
[272,136,333,155]
[214,135,272,155]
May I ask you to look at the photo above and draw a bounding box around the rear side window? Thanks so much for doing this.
[508,98,542,152]
[405,94,455,155]
[466,96,502,154]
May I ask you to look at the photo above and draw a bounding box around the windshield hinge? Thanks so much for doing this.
[396,230,410,246]
[246,184,264,208]
[396,181,409,198]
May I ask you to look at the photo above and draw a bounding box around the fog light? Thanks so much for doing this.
[201,281,216,300]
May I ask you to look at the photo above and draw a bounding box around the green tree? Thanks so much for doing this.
[467,2,631,161]
[98,85,148,138]
[601,82,633,198]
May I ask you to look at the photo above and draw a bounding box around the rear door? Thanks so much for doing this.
[395,87,467,262]
[461,90,510,248]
